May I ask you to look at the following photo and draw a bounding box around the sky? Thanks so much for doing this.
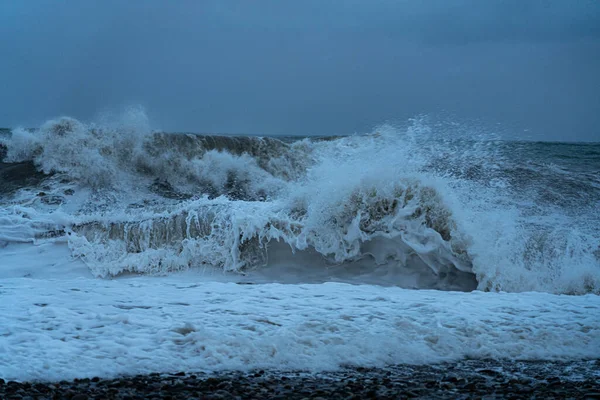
[0,0,599,141]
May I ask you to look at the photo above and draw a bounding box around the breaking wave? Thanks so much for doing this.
[1,108,599,294]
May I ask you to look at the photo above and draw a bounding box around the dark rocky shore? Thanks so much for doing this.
[1,360,599,400]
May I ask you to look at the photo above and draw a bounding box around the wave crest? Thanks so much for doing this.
[1,112,598,294]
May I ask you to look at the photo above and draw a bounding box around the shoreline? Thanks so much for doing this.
[2,360,599,399]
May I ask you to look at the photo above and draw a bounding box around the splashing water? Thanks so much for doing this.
[1,110,598,294]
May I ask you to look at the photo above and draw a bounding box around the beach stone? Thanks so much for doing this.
[1,360,599,399]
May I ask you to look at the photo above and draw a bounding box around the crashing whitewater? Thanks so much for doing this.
[0,110,599,294]
[1,110,600,382]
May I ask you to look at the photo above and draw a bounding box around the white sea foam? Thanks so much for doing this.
[0,277,598,382]
[1,110,599,293]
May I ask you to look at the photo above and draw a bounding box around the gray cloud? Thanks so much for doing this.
[1,0,599,141]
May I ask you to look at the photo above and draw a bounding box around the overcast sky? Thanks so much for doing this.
[1,0,599,141]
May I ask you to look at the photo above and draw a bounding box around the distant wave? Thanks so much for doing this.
[1,110,599,294]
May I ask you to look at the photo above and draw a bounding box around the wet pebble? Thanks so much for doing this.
[0,360,598,399]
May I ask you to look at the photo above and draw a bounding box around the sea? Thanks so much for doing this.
[0,109,599,382]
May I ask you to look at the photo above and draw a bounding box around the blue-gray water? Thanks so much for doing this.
[0,116,599,294]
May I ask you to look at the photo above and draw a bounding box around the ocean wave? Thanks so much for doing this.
[1,111,598,294]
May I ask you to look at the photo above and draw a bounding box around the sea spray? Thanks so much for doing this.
[1,110,598,293]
